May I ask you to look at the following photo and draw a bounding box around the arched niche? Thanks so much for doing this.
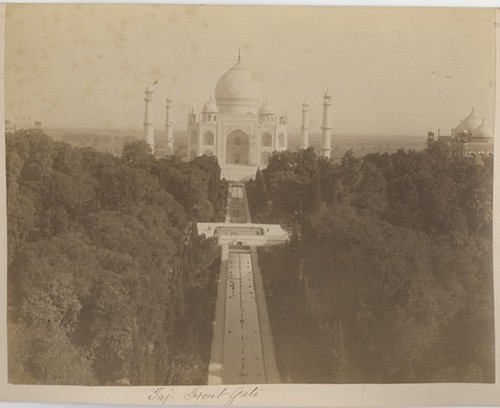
[278,133,285,147]
[262,133,272,147]
[204,131,214,145]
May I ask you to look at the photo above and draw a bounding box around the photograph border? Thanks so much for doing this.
[0,3,499,407]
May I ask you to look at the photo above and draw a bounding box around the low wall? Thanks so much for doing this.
[221,166,258,182]
[217,234,287,247]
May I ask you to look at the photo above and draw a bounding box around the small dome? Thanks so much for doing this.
[260,99,274,115]
[202,98,218,113]
[461,108,482,133]
[471,119,493,140]
[324,88,332,98]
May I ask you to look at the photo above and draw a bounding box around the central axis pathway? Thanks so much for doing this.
[223,248,265,383]
[208,182,279,384]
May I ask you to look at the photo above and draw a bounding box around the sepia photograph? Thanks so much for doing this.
[0,3,499,406]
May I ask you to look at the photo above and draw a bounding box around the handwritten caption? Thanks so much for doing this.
[148,386,262,406]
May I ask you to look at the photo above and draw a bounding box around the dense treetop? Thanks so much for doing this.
[249,145,494,383]
[7,130,226,385]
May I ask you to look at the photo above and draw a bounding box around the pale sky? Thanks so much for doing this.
[5,5,496,136]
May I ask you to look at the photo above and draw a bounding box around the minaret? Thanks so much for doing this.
[165,96,174,155]
[301,98,310,149]
[320,88,332,158]
[427,128,435,147]
[143,85,154,154]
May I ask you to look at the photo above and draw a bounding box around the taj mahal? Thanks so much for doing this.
[142,52,334,181]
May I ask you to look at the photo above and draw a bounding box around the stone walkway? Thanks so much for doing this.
[207,182,280,384]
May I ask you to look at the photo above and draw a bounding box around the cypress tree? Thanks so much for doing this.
[306,168,322,214]
[255,168,267,211]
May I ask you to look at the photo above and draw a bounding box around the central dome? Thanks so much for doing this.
[215,59,263,114]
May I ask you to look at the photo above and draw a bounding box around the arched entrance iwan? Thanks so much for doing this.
[226,129,249,164]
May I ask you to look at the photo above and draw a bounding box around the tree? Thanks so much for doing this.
[52,142,83,177]
[252,142,494,383]
[6,182,37,261]
[40,171,96,235]
[6,149,24,187]
[20,131,55,182]
[122,140,153,170]
[253,168,268,212]
[327,318,349,382]
[338,150,362,200]
[295,147,317,182]
[191,155,222,208]
[7,131,223,385]
[466,188,493,236]
[318,156,342,205]
[9,320,96,385]
[90,273,138,384]
[351,160,386,212]
[304,168,321,214]
[385,174,419,227]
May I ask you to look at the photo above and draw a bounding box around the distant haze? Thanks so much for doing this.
[5,5,496,137]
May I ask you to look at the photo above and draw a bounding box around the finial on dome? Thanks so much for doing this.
[472,106,475,114]
[238,47,241,63]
